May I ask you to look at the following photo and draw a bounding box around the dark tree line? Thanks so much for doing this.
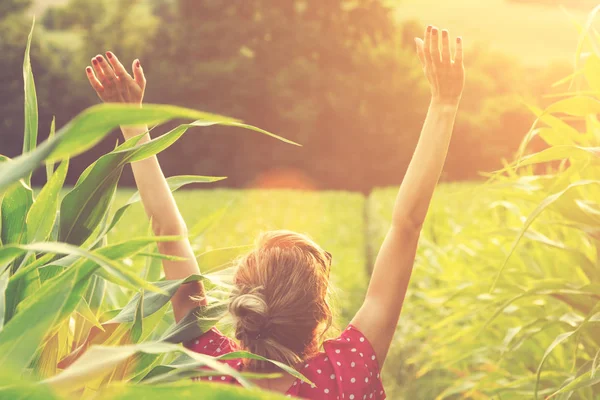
[2,0,569,191]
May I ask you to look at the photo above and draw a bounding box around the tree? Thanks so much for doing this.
[139,0,429,191]
[0,0,32,16]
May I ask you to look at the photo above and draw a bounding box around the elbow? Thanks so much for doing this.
[152,217,188,237]
[390,217,423,236]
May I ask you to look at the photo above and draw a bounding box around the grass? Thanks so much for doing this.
[367,180,599,398]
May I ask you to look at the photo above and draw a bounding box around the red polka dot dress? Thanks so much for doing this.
[185,324,386,399]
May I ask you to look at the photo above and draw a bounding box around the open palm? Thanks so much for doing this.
[415,26,465,105]
[85,52,146,105]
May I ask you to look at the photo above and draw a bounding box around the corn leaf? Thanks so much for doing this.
[22,19,38,166]
[97,380,290,399]
[44,341,251,392]
[0,261,98,372]
[1,181,33,246]
[26,159,69,243]
[45,117,55,181]
[107,275,206,325]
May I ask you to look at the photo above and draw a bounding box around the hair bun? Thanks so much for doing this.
[229,291,270,340]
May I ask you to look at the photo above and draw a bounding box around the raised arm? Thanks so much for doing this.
[351,26,465,364]
[85,52,205,322]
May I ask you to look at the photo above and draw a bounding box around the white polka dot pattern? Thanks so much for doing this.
[183,324,386,399]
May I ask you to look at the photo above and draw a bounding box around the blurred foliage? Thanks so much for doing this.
[0,0,570,191]
[0,0,88,178]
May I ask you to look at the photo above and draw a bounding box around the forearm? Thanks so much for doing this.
[121,126,186,234]
[87,53,203,320]
[391,100,458,229]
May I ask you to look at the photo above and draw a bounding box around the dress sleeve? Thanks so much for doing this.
[183,327,238,357]
[322,324,386,400]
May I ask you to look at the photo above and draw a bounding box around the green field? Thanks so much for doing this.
[107,183,505,398]
[368,181,599,398]
[110,189,368,325]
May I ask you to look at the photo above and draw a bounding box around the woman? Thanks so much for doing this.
[85,25,464,399]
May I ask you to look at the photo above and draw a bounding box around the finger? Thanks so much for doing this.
[85,66,103,93]
[95,55,118,88]
[455,36,463,65]
[132,59,146,89]
[441,29,451,64]
[106,51,132,81]
[91,56,105,83]
[415,38,426,67]
[424,25,433,65]
[430,27,441,64]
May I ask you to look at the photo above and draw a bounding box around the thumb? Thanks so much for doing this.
[415,38,426,67]
[132,59,146,89]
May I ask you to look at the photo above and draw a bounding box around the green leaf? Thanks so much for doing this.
[3,267,40,323]
[0,105,224,194]
[491,180,600,291]
[161,303,228,344]
[97,381,291,400]
[572,5,600,84]
[137,252,189,262]
[517,146,600,168]
[59,124,215,247]
[126,175,227,205]
[45,117,56,182]
[131,291,144,343]
[535,331,577,399]
[550,369,600,398]
[108,174,226,236]
[58,137,135,246]
[76,297,104,332]
[1,181,34,246]
[22,19,38,165]
[0,367,61,400]
[0,271,8,328]
[0,262,97,372]
[0,137,61,194]
[107,275,205,325]
[220,351,312,384]
[584,54,600,94]
[189,120,301,147]
[26,159,69,243]
[44,341,251,392]
[6,241,162,299]
[545,96,600,117]
[48,103,239,163]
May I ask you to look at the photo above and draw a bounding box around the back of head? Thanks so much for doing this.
[229,230,333,372]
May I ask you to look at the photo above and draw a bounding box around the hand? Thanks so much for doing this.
[414,26,465,106]
[85,52,146,105]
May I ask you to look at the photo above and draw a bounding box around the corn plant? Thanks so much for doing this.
[368,8,600,400]
[0,21,305,399]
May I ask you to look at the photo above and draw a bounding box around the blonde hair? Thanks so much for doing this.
[228,230,334,372]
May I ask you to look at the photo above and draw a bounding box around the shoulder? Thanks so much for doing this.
[294,325,386,399]
[323,325,382,371]
[184,327,239,357]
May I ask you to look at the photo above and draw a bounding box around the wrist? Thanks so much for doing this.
[121,125,149,140]
[430,98,460,111]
